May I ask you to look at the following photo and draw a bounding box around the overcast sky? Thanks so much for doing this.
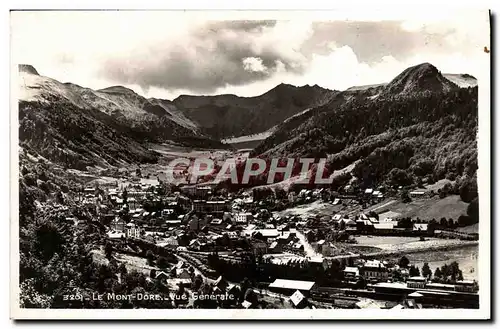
[11,11,489,99]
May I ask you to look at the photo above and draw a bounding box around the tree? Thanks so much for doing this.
[447,218,455,229]
[157,256,168,269]
[146,250,155,266]
[448,261,462,282]
[244,288,258,305]
[192,274,203,291]
[457,215,472,227]
[119,263,128,276]
[21,166,29,176]
[409,265,420,277]
[104,242,113,260]
[355,276,367,289]
[175,282,186,303]
[442,182,453,195]
[328,259,343,281]
[388,168,413,186]
[122,188,128,203]
[392,270,402,282]
[56,191,64,204]
[150,269,156,279]
[467,197,479,224]
[398,256,410,268]
[434,267,442,281]
[401,189,411,203]
[459,177,478,202]
[398,217,413,229]
[422,263,432,279]
[35,220,65,262]
[427,219,437,234]
[239,278,250,303]
[438,189,446,199]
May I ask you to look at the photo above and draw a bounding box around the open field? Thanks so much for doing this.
[221,127,276,145]
[90,248,160,275]
[274,200,345,218]
[224,139,264,150]
[90,248,110,266]
[333,244,383,255]
[424,179,454,191]
[456,223,479,234]
[351,235,478,279]
[149,143,235,161]
[354,235,422,248]
[354,235,473,252]
[388,244,478,280]
[138,143,250,184]
[251,159,361,193]
[367,195,469,221]
[114,253,161,275]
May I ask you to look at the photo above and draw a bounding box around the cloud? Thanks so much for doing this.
[10,11,489,99]
[97,19,313,94]
[242,57,268,73]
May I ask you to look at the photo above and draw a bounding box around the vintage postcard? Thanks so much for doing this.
[10,9,491,320]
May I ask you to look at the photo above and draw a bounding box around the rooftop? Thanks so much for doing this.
[344,266,359,273]
[290,290,306,306]
[371,282,407,289]
[355,299,385,309]
[373,223,395,230]
[269,279,316,291]
[255,229,280,237]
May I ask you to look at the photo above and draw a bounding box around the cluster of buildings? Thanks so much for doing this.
[262,259,478,309]
[62,171,477,310]
[301,211,431,241]
[73,178,298,256]
[341,257,475,287]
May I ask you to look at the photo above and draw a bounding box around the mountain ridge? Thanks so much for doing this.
[171,82,337,139]
[250,62,478,191]
[18,65,204,138]
[17,65,227,170]
[383,62,458,96]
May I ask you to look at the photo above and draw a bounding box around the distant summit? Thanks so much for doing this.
[443,73,478,88]
[384,62,458,96]
[172,82,336,139]
[98,85,138,95]
[19,64,39,75]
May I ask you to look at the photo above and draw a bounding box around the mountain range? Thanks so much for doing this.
[17,63,478,187]
[251,63,478,190]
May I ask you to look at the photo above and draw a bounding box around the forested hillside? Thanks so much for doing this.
[173,83,337,139]
[253,63,478,190]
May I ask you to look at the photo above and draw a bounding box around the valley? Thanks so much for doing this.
[17,62,481,310]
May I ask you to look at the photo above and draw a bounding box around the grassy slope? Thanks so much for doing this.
[368,195,469,221]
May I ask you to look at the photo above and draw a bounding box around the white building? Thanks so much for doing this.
[233,212,253,224]
[126,222,141,238]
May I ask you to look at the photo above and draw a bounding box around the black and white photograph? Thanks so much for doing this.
[9,9,491,320]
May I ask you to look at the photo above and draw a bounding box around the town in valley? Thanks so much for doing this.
[21,141,479,310]
[14,13,484,313]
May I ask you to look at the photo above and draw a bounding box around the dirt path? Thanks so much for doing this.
[295,230,322,259]
[369,199,397,212]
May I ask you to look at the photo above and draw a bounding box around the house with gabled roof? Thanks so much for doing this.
[290,290,307,308]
